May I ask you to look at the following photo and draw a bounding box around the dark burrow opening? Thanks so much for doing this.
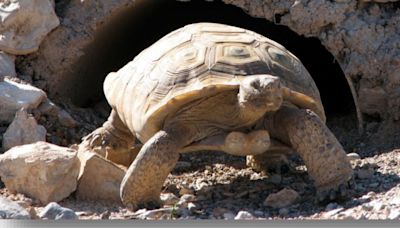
[64,0,358,143]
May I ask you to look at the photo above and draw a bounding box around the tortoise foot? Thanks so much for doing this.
[79,126,137,167]
[316,176,355,203]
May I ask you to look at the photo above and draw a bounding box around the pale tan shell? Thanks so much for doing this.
[104,23,324,142]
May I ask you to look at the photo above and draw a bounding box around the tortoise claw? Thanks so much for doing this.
[90,134,102,147]
[316,178,355,204]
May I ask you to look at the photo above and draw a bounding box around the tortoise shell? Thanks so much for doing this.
[104,23,324,142]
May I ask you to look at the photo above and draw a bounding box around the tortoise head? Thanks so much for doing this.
[238,74,284,113]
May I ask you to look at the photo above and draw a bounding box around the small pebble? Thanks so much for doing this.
[390,197,400,205]
[347,152,361,161]
[223,212,235,220]
[187,202,197,213]
[39,202,78,220]
[253,210,264,217]
[136,208,176,220]
[234,210,255,220]
[179,186,195,196]
[372,201,385,211]
[0,197,30,219]
[278,208,289,216]
[180,194,196,202]
[356,169,374,179]
[324,208,344,218]
[361,203,373,211]
[268,174,282,184]
[57,109,77,128]
[160,193,179,205]
[325,202,338,211]
[100,210,110,220]
[263,188,299,208]
[388,209,400,220]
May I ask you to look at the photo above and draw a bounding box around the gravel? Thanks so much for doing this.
[0,106,400,220]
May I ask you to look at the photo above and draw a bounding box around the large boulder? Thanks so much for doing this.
[2,109,46,151]
[0,0,60,55]
[0,78,47,123]
[0,142,80,204]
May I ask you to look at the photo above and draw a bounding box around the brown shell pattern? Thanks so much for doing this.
[103,23,323,142]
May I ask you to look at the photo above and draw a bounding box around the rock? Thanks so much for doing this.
[179,186,195,196]
[37,98,58,116]
[212,207,228,218]
[253,210,264,217]
[135,207,177,220]
[263,188,300,208]
[323,208,344,218]
[268,174,282,184]
[391,196,400,205]
[2,109,46,151]
[76,151,125,204]
[0,78,47,123]
[0,52,16,77]
[27,207,38,219]
[234,210,256,220]
[187,202,197,213]
[0,142,79,204]
[278,208,289,216]
[356,169,374,179]
[325,202,339,211]
[180,194,196,202]
[57,109,77,128]
[223,211,235,220]
[39,202,78,220]
[347,152,361,161]
[177,194,196,208]
[388,209,400,220]
[160,193,179,206]
[100,210,111,220]
[0,0,60,55]
[372,201,385,211]
[0,196,30,219]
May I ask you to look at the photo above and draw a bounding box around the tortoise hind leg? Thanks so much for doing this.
[120,124,195,210]
[268,106,353,202]
[79,110,138,167]
[179,130,271,156]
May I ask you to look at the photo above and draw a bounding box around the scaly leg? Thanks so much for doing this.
[120,124,194,210]
[267,106,354,201]
[180,130,271,156]
[79,110,138,167]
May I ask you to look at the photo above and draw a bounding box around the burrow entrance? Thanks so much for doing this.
[63,0,357,130]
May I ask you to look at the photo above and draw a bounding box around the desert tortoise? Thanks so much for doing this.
[80,22,354,209]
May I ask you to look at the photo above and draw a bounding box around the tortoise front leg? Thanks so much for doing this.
[268,106,354,202]
[79,110,138,167]
[120,124,194,210]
